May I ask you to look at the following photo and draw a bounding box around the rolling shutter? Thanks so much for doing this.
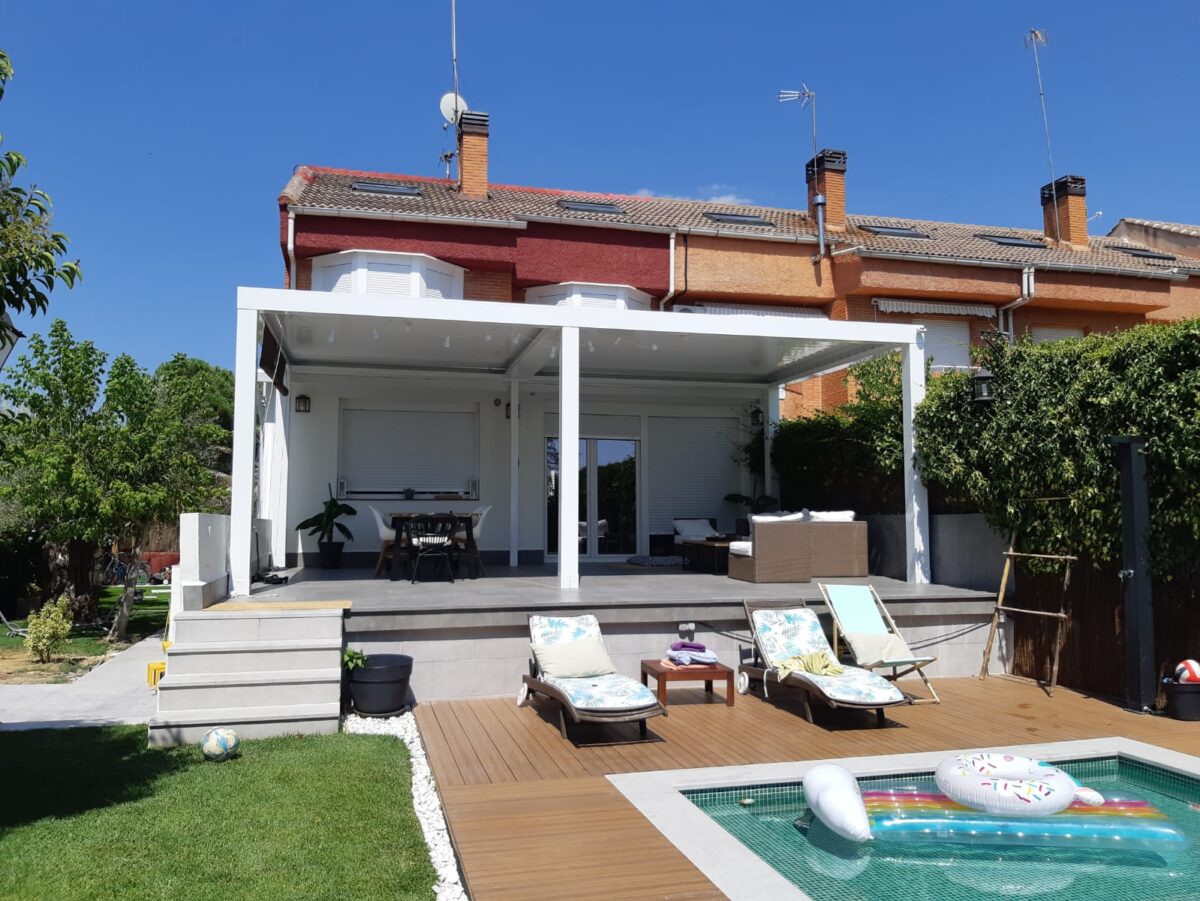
[339,408,477,495]
[648,416,742,533]
[1031,326,1084,344]
[365,260,414,296]
[915,319,972,370]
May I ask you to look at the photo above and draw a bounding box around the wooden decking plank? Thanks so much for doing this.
[445,700,518,784]
[426,702,492,786]
[464,698,546,782]
[496,696,593,779]
[412,703,463,788]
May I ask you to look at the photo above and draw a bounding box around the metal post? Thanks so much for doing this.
[557,328,580,590]
[1111,436,1156,710]
[229,307,259,597]
[902,336,931,583]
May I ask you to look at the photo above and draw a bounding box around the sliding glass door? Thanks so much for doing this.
[545,437,637,558]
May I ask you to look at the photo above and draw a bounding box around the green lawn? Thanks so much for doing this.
[0,726,437,900]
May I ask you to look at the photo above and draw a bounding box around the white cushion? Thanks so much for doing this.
[672,518,718,539]
[532,635,615,679]
[809,510,856,523]
[729,540,753,557]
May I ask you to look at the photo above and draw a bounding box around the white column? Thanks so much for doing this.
[268,371,291,568]
[903,336,931,583]
[229,308,259,596]
[763,385,781,501]
[557,327,580,590]
[508,378,520,568]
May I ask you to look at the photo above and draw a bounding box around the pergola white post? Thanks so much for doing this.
[508,378,520,568]
[763,385,781,501]
[902,335,931,583]
[229,308,259,596]
[557,327,580,590]
[266,372,291,569]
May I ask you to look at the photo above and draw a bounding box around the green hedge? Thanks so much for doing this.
[915,319,1200,575]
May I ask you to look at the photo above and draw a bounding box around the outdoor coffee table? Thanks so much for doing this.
[640,659,735,708]
[680,538,734,575]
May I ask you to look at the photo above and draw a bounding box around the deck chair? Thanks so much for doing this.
[819,583,940,705]
[1,608,27,638]
[518,614,664,740]
[737,600,909,726]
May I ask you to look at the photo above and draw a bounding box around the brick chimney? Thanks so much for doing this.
[805,149,847,230]
[1040,175,1088,248]
[457,111,490,198]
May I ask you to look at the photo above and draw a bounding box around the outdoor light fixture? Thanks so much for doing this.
[295,394,311,413]
[750,407,764,426]
[972,368,996,404]
[505,402,512,420]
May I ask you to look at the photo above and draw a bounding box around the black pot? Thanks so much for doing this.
[349,654,414,717]
[318,541,344,568]
[1164,682,1200,721]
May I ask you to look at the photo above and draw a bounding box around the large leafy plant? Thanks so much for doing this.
[296,484,357,544]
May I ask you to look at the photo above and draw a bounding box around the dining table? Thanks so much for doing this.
[388,512,482,581]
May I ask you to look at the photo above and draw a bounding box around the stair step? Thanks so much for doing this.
[172,608,344,643]
[156,668,341,712]
[166,638,343,675]
[147,702,341,746]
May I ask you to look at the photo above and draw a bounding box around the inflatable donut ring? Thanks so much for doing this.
[934,752,1104,817]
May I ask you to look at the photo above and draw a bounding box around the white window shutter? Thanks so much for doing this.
[366,261,414,296]
[647,417,742,533]
[339,409,478,495]
[1031,326,1085,344]
[320,262,354,293]
[915,319,972,370]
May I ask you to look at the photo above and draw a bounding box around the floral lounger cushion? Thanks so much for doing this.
[751,607,904,706]
[529,614,659,711]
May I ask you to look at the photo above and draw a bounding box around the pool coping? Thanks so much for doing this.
[607,737,1200,901]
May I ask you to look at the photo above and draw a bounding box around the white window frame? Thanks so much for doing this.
[310,250,464,299]
[914,318,973,371]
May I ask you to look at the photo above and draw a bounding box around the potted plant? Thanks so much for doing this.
[401,487,416,501]
[295,483,357,568]
[343,648,414,717]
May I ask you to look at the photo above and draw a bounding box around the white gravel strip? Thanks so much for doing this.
[345,712,468,901]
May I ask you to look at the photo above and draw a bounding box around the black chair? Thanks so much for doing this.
[405,515,458,583]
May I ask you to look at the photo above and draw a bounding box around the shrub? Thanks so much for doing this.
[25,594,73,663]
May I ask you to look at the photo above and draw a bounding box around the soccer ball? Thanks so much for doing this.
[1175,660,1200,684]
[200,727,241,761]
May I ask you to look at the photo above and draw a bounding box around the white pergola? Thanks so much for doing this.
[230,288,930,594]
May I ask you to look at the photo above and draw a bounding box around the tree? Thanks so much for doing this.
[154,354,234,474]
[0,50,81,347]
[0,321,229,639]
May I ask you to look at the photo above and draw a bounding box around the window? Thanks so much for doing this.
[558,199,625,214]
[915,319,972,370]
[703,212,774,227]
[861,224,931,239]
[976,234,1047,249]
[1114,247,1176,261]
[339,408,478,497]
[1030,326,1084,344]
[647,417,742,533]
[351,181,422,197]
[309,251,464,298]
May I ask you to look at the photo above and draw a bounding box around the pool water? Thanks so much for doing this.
[685,758,1200,900]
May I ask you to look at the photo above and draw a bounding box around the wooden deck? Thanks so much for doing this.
[415,678,1200,900]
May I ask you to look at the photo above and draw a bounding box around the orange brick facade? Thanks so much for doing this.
[463,269,513,301]
[458,132,488,199]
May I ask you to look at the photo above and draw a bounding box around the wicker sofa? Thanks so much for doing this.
[727,519,868,584]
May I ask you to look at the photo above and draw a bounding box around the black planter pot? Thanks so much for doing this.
[318,541,344,568]
[1164,682,1200,721]
[349,654,414,717]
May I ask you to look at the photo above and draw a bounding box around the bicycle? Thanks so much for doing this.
[98,550,151,586]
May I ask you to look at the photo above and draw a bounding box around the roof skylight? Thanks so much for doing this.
[861,224,931,239]
[704,212,774,227]
[351,182,422,197]
[976,234,1047,249]
[558,199,625,215]
[1115,246,1176,261]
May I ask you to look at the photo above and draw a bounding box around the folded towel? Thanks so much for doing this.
[776,652,844,679]
[669,649,719,666]
[659,658,718,670]
[670,640,707,652]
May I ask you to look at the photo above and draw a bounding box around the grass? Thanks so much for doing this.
[0,726,437,900]
[0,587,171,683]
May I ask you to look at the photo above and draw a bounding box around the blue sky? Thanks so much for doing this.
[5,1,1198,370]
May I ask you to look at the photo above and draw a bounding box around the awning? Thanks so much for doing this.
[674,302,828,319]
[874,298,996,318]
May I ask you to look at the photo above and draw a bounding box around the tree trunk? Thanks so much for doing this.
[106,542,142,644]
[67,539,97,599]
[44,543,70,604]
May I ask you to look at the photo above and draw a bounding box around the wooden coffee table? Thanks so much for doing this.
[680,538,734,575]
[641,659,735,708]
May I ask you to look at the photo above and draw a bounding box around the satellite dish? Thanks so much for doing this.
[439,91,469,124]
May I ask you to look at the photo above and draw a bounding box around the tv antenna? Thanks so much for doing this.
[1025,28,1060,240]
[438,0,469,177]
[778,84,818,166]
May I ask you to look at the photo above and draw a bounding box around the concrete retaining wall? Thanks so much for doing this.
[867,513,1009,594]
[177,513,270,609]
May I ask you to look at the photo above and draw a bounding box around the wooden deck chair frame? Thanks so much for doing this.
[819,582,940,705]
[518,617,664,741]
[736,599,909,726]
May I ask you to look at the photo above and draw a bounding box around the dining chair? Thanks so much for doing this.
[368,505,397,579]
[406,515,458,583]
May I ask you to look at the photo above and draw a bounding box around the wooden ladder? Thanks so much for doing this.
[979,530,1076,697]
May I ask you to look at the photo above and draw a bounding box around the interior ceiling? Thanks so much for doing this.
[273,311,896,384]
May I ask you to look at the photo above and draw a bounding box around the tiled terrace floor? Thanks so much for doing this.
[414,677,1200,900]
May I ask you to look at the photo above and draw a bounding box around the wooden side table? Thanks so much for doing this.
[680,538,733,575]
[641,659,735,708]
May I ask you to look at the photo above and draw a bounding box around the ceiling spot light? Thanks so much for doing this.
[327,329,335,343]
[485,333,492,342]
[404,321,412,332]
[587,340,595,353]
[444,336,451,349]
[550,346,557,359]
[651,343,658,351]
[371,328,379,340]
[614,336,622,346]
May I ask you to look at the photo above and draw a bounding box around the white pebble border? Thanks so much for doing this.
[344,712,468,901]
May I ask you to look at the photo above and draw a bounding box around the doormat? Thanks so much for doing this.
[625,555,684,567]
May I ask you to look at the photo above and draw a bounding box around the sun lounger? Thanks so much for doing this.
[736,600,909,725]
[519,613,664,740]
[819,582,940,704]
[1,608,28,638]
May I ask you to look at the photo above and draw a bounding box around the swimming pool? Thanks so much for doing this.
[609,738,1200,901]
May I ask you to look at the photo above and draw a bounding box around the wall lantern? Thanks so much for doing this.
[505,402,512,420]
[294,394,312,413]
[749,407,764,427]
[972,369,996,405]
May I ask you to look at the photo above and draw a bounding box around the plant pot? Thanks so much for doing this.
[349,654,414,717]
[1164,682,1200,721]
[317,541,344,568]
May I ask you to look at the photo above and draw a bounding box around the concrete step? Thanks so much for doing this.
[172,608,344,644]
[156,668,341,712]
[165,638,343,675]
[147,702,341,747]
